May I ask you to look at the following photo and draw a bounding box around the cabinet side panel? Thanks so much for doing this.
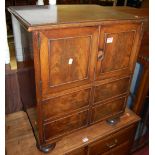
[15,23,39,144]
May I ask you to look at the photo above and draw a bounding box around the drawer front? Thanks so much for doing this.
[94,77,130,103]
[66,147,87,155]
[102,141,130,155]
[88,125,136,155]
[96,23,142,80]
[42,88,91,120]
[91,97,126,123]
[44,110,89,141]
[39,27,98,99]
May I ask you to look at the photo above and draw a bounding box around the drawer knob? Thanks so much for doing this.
[106,139,118,148]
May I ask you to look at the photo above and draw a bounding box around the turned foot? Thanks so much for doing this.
[106,117,120,126]
[37,143,56,153]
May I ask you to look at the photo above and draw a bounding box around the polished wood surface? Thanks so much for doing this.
[8,5,144,150]
[6,108,140,155]
[113,7,148,60]
[96,22,143,80]
[94,77,130,103]
[6,7,148,115]
[42,88,90,120]
[88,125,135,155]
[8,5,145,31]
[91,96,126,123]
[5,68,22,114]
[44,109,89,141]
[39,27,98,97]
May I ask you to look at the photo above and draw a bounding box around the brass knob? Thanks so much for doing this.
[106,139,118,148]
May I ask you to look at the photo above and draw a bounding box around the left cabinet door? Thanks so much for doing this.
[38,27,98,99]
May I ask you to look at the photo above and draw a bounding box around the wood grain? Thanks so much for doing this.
[5,69,22,114]
[94,77,130,103]
[42,88,91,120]
[7,5,145,32]
[7,5,144,149]
[6,108,140,155]
[39,27,98,98]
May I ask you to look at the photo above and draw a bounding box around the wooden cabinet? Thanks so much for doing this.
[8,5,144,152]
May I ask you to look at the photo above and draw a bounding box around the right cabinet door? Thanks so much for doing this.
[96,23,142,80]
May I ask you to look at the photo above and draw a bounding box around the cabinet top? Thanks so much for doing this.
[8,5,145,32]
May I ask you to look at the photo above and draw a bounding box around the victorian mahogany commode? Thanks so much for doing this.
[8,5,144,152]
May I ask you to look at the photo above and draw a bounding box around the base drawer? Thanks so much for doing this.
[43,109,89,141]
[102,141,130,155]
[66,147,87,155]
[88,125,136,155]
[91,97,126,123]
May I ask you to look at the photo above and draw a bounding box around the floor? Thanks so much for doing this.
[133,145,149,155]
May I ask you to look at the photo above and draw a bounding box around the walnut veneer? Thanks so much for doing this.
[8,5,144,152]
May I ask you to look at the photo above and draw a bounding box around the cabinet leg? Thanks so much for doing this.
[106,117,120,126]
[37,143,56,153]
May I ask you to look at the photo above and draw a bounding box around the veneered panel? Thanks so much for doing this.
[39,27,98,98]
[96,23,141,79]
[92,97,126,123]
[94,77,130,103]
[42,88,91,120]
[101,31,135,72]
[44,110,89,140]
[49,36,91,86]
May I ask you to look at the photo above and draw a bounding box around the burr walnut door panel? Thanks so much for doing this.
[39,27,98,98]
[96,23,141,80]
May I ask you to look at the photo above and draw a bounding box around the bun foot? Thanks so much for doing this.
[106,117,120,126]
[37,143,56,153]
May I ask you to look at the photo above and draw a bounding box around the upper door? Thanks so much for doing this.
[96,23,142,80]
[39,27,98,98]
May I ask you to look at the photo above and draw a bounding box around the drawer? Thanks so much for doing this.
[102,141,130,155]
[88,125,136,155]
[94,77,130,103]
[42,88,91,120]
[43,110,89,141]
[91,97,126,123]
[66,147,87,155]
